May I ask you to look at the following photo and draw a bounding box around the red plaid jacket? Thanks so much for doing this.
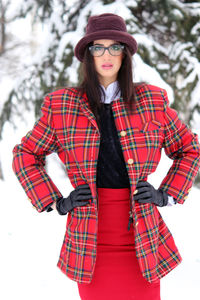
[12,84,200,284]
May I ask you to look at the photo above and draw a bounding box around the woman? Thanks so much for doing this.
[12,13,200,300]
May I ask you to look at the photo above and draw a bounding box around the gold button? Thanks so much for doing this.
[127,158,134,165]
[120,130,126,137]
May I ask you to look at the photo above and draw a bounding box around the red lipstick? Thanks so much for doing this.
[101,63,113,70]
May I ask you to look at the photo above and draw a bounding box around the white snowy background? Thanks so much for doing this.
[0,2,200,300]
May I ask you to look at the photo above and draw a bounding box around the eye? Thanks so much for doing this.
[111,44,121,51]
[93,45,103,51]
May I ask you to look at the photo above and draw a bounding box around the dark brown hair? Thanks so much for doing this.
[76,43,136,129]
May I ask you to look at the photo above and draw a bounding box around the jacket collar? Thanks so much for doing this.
[100,81,121,103]
[77,86,124,133]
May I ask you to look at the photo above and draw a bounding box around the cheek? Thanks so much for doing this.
[93,58,100,71]
[116,56,123,69]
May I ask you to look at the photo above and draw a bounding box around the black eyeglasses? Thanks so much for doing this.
[89,44,125,57]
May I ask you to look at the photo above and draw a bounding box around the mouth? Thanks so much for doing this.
[101,64,113,70]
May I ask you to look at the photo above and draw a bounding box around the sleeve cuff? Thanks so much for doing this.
[167,195,177,206]
[45,202,54,212]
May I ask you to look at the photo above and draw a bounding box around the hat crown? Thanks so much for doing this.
[74,13,137,62]
[86,13,127,34]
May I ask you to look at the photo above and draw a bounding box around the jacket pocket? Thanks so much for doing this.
[129,120,164,168]
[66,204,96,244]
[136,120,163,133]
[134,202,160,251]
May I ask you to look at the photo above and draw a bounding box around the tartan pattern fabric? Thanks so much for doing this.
[12,84,200,284]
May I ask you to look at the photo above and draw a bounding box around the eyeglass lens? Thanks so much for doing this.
[89,44,124,56]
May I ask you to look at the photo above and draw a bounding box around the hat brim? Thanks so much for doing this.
[74,30,138,62]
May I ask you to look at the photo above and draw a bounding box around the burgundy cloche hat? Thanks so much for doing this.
[74,13,138,62]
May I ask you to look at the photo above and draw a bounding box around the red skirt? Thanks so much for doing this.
[77,188,160,300]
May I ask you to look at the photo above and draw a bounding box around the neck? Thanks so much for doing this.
[99,77,117,89]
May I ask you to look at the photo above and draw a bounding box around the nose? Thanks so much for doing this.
[103,48,112,57]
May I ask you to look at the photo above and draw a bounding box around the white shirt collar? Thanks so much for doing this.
[100,81,121,104]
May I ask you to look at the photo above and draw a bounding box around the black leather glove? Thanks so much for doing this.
[56,184,92,215]
[134,181,168,207]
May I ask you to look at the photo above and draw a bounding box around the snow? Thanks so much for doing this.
[134,33,168,56]
[170,0,200,14]
[191,110,200,133]
[172,8,183,19]
[134,54,174,103]
[191,22,200,35]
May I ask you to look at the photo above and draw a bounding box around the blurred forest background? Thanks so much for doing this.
[0,0,200,182]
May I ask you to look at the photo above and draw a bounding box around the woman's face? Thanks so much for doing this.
[92,39,124,88]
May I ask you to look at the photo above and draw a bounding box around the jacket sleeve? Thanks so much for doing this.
[159,90,200,204]
[12,95,63,212]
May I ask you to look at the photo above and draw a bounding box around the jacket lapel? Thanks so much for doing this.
[77,92,101,205]
[78,92,100,134]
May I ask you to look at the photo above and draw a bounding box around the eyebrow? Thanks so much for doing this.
[93,42,120,46]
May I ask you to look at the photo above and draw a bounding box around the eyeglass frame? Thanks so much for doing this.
[88,44,125,57]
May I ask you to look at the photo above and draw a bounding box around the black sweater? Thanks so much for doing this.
[96,104,130,188]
